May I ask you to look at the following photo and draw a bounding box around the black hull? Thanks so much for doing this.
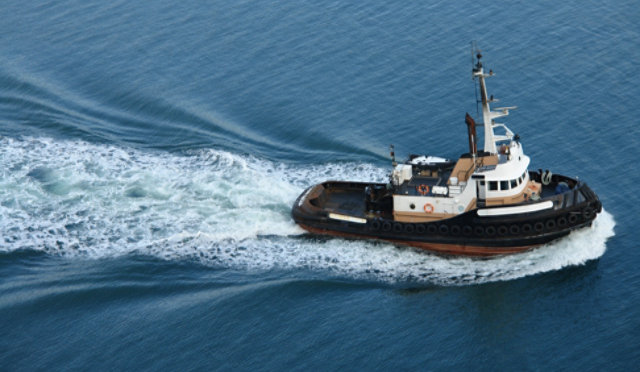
[292,173,602,256]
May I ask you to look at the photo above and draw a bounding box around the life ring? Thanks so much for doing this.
[416,184,430,195]
[423,203,435,214]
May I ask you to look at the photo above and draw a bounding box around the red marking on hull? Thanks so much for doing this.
[298,224,537,257]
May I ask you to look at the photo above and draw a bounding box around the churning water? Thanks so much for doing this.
[1,0,637,370]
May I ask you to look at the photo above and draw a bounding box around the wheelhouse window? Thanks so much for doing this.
[489,181,498,191]
[500,180,509,190]
[511,179,518,188]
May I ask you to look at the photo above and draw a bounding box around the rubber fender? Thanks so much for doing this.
[427,224,438,234]
[546,219,556,230]
[474,226,484,236]
[485,226,496,236]
[534,222,544,232]
[582,207,594,220]
[462,226,473,236]
[370,220,381,231]
[568,214,579,224]
[557,216,568,227]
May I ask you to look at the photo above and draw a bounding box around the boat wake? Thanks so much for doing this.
[0,137,615,285]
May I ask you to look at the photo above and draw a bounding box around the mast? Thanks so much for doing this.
[472,52,497,154]
[471,51,517,154]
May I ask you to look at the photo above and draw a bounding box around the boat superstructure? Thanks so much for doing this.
[291,50,602,256]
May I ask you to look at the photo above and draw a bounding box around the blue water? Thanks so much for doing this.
[0,0,638,370]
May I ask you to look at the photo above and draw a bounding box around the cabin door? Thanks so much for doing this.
[476,180,486,204]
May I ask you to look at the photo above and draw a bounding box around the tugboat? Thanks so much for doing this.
[292,50,602,256]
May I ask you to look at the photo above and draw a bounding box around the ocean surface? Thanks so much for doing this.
[0,0,638,370]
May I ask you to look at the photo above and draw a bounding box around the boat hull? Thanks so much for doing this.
[291,176,602,257]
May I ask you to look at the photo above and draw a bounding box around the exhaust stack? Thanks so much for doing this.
[465,112,478,156]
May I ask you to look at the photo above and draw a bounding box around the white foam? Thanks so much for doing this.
[0,136,384,252]
[0,137,615,285]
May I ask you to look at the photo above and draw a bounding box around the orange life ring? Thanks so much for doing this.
[416,184,430,195]
[424,203,434,213]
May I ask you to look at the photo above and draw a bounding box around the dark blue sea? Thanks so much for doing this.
[1,1,637,370]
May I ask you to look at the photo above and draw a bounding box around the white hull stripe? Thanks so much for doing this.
[328,213,367,224]
[477,201,553,216]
